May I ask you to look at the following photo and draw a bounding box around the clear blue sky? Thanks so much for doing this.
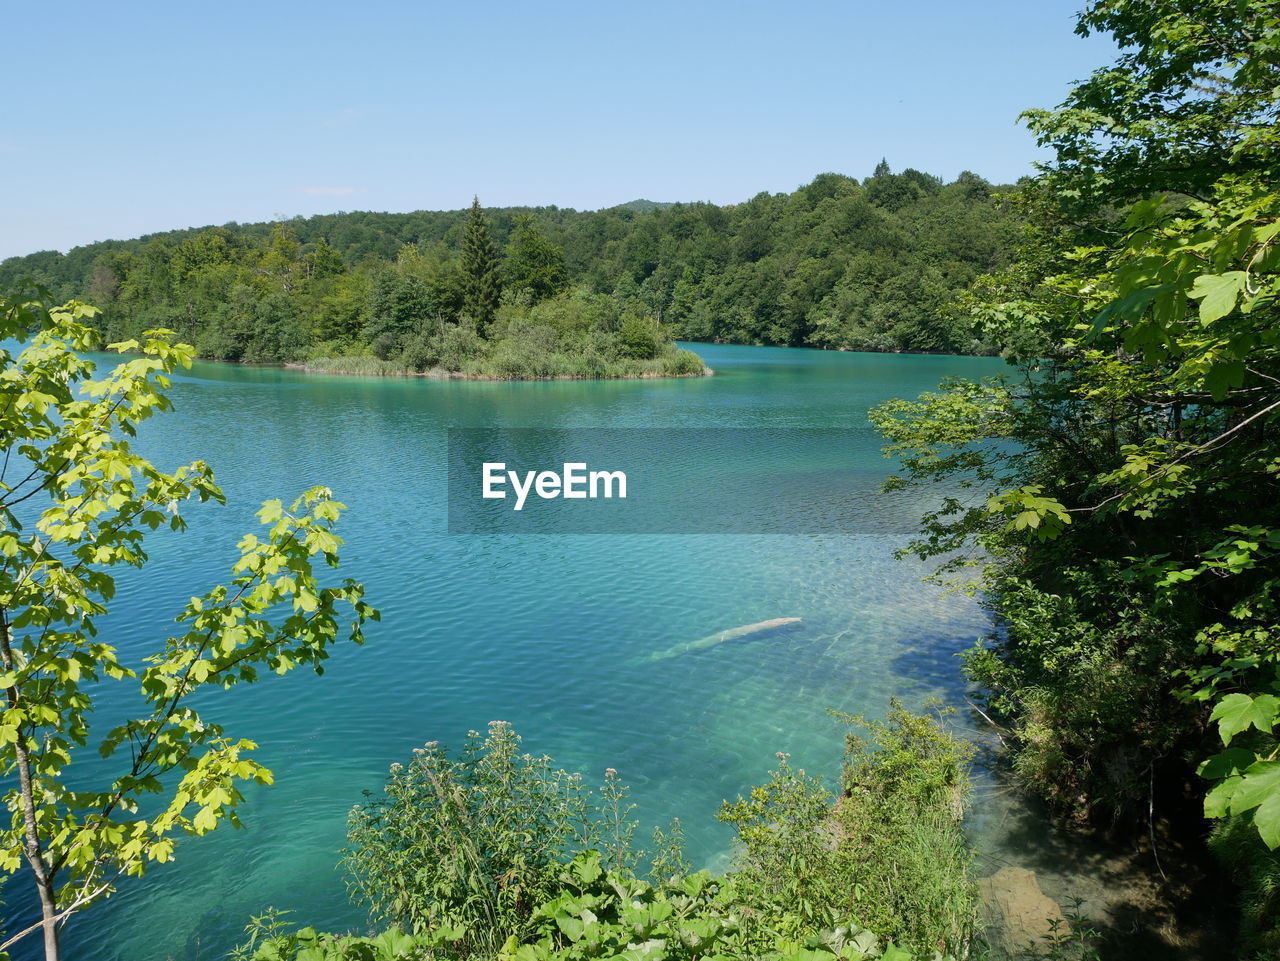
[1,0,1115,260]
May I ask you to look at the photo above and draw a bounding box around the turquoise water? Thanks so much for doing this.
[9,344,1006,960]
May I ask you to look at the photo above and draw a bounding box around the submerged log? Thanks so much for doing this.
[641,617,803,662]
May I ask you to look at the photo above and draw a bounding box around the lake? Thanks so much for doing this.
[11,343,1007,960]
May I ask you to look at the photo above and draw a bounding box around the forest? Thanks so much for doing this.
[0,165,1016,370]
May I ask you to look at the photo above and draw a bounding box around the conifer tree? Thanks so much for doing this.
[461,197,501,336]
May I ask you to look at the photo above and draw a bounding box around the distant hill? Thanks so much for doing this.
[0,167,1018,358]
[610,199,675,213]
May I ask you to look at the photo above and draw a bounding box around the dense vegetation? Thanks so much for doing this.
[230,711,1016,961]
[872,0,1280,957]
[0,166,1017,371]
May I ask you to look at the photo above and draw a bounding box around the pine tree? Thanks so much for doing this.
[461,196,502,336]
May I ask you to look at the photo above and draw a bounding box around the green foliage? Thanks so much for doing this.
[239,921,450,961]
[249,715,973,961]
[504,216,569,305]
[872,0,1280,852]
[1208,814,1280,959]
[0,171,1017,364]
[869,20,1280,952]
[245,854,942,961]
[716,754,839,929]
[298,356,410,377]
[461,198,503,336]
[230,907,299,961]
[719,703,978,957]
[617,315,661,360]
[647,818,692,886]
[435,325,486,373]
[962,576,1196,817]
[839,700,972,812]
[398,331,439,373]
[0,285,375,960]
[367,271,440,356]
[299,288,702,380]
[662,349,707,377]
[502,852,939,961]
[341,722,645,958]
[1022,0,1280,215]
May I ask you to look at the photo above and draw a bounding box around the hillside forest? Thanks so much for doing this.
[0,166,1015,372]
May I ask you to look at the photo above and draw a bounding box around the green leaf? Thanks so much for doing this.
[192,805,218,833]
[1203,358,1245,401]
[1229,761,1280,849]
[1210,693,1280,745]
[555,915,585,942]
[1189,271,1247,323]
[1198,747,1256,779]
[1254,789,1280,850]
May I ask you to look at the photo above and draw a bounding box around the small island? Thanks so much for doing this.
[297,285,708,380]
[300,199,706,380]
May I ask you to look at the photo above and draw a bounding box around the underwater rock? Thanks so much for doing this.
[979,866,1069,953]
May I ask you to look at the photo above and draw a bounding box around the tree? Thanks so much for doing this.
[0,285,376,960]
[617,313,662,359]
[872,0,1280,854]
[503,215,568,304]
[259,223,301,292]
[312,272,370,343]
[460,197,502,336]
[1022,0,1280,215]
[304,237,345,281]
[365,270,438,356]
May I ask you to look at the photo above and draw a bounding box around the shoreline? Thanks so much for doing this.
[281,361,714,381]
[680,339,1001,360]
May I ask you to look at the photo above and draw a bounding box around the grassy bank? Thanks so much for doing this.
[297,346,708,380]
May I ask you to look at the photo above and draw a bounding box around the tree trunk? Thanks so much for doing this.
[35,876,60,961]
[0,610,61,961]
